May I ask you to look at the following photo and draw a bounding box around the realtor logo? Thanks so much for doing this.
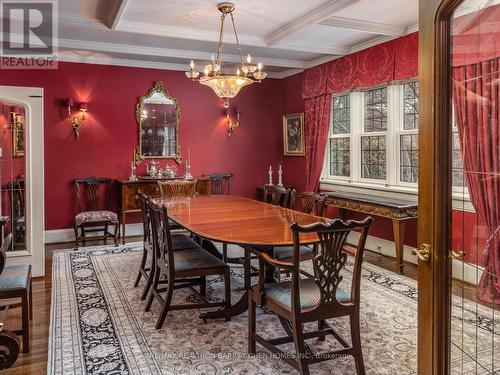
[1,1,58,69]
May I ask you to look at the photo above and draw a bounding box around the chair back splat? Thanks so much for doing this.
[148,201,175,279]
[74,176,112,212]
[291,217,373,314]
[290,191,327,216]
[157,179,197,197]
[262,185,292,208]
[206,173,233,195]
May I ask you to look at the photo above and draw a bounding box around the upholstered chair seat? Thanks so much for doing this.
[273,245,313,261]
[173,248,227,274]
[264,278,350,310]
[171,234,200,251]
[0,262,32,354]
[0,265,30,290]
[75,210,118,225]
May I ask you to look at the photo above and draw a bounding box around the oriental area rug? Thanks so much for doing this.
[47,242,499,374]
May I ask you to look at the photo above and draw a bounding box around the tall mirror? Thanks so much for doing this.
[0,101,26,252]
[136,81,181,163]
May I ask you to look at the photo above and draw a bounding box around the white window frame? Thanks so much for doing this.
[324,92,352,182]
[321,81,473,211]
[397,81,419,187]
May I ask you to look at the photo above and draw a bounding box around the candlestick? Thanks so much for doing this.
[269,165,272,172]
[188,148,191,164]
[267,168,273,186]
[129,161,138,182]
[277,168,283,188]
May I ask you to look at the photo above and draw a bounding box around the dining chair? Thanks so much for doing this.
[0,248,32,354]
[273,191,328,280]
[205,173,234,262]
[73,177,119,249]
[145,200,231,329]
[5,179,25,250]
[289,191,328,217]
[157,179,197,197]
[133,192,201,300]
[157,179,197,230]
[206,173,233,195]
[248,217,373,375]
[262,185,292,208]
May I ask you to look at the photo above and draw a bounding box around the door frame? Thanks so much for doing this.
[418,0,464,373]
[0,86,45,277]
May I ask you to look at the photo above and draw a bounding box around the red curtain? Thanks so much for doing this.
[453,58,500,304]
[304,95,331,192]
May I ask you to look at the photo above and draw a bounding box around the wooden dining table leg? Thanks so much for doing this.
[199,246,274,321]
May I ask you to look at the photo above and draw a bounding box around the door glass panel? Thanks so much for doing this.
[451,1,499,373]
[0,101,26,252]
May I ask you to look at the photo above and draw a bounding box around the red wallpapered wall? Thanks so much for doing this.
[0,62,285,230]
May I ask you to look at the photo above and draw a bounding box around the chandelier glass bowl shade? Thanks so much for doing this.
[185,2,267,105]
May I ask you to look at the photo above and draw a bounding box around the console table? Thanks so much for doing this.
[116,177,210,243]
[324,192,418,274]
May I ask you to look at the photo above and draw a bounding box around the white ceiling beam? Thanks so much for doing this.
[117,20,346,55]
[264,0,359,46]
[319,16,404,36]
[57,38,309,69]
[109,0,129,30]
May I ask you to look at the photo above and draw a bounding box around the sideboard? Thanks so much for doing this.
[116,177,210,243]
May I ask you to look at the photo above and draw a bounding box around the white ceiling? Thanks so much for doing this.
[53,0,419,78]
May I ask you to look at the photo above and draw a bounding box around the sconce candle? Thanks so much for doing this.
[65,98,88,139]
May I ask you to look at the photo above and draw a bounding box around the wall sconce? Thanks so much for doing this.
[225,108,240,138]
[66,98,88,139]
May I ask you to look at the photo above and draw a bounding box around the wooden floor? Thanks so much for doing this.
[2,237,491,374]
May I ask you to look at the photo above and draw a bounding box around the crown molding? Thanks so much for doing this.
[319,16,405,36]
[265,0,359,46]
[57,50,286,79]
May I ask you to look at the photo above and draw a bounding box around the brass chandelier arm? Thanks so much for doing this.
[215,13,226,67]
[230,13,245,67]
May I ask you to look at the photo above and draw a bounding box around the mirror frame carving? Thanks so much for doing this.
[135,81,182,164]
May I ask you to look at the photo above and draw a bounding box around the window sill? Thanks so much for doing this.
[319,179,475,212]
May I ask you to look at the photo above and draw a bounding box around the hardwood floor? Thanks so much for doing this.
[2,238,492,374]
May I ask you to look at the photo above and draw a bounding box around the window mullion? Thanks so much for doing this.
[351,92,362,183]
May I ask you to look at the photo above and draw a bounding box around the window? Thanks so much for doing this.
[329,95,350,177]
[361,87,387,180]
[323,81,421,189]
[400,82,419,183]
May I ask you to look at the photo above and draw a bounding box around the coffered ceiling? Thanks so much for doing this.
[55,0,419,78]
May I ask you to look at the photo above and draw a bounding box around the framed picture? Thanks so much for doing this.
[13,116,24,158]
[283,113,305,156]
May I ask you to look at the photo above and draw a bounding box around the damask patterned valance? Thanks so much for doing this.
[302,32,418,100]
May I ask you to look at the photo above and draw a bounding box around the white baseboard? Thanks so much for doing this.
[45,223,143,244]
[349,232,484,285]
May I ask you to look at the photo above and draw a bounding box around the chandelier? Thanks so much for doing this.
[185,2,267,107]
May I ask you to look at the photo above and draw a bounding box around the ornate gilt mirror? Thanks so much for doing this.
[136,81,181,163]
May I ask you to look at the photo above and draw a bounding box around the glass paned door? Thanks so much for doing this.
[450,1,499,373]
[418,0,499,373]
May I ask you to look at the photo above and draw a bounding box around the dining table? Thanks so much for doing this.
[153,194,329,321]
